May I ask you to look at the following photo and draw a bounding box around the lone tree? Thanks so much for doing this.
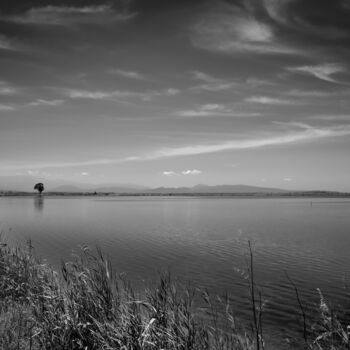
[34,182,44,195]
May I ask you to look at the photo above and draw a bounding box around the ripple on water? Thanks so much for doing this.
[1,196,350,348]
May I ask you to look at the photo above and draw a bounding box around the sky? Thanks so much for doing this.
[0,0,350,190]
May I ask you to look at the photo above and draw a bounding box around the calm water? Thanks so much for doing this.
[1,196,350,347]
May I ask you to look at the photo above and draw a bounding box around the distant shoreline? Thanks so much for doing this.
[1,191,350,198]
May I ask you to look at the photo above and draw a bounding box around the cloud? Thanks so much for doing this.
[182,169,202,175]
[0,104,14,111]
[245,78,276,87]
[263,0,292,24]
[190,3,298,55]
[190,1,350,59]
[193,71,218,83]
[163,169,202,176]
[308,114,350,121]
[286,89,338,98]
[3,124,350,171]
[176,104,260,117]
[191,71,238,91]
[287,63,347,84]
[27,169,53,178]
[7,5,136,26]
[149,124,350,160]
[81,172,89,176]
[0,81,17,95]
[245,96,294,105]
[67,89,118,100]
[0,35,16,51]
[109,69,146,80]
[163,170,202,176]
[263,0,350,41]
[177,104,226,117]
[283,177,293,181]
[1,158,119,171]
[163,171,176,176]
[65,88,179,101]
[190,71,275,93]
[29,99,65,106]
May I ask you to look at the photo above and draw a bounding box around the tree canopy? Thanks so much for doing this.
[34,183,44,194]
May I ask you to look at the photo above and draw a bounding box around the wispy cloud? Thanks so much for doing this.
[3,124,350,171]
[190,71,276,92]
[0,158,120,171]
[182,169,202,175]
[191,3,298,55]
[67,89,119,100]
[245,78,276,87]
[29,99,65,106]
[26,169,62,178]
[65,88,179,101]
[226,163,240,168]
[287,63,347,84]
[193,71,218,83]
[191,71,238,92]
[263,0,349,41]
[176,104,260,118]
[0,104,15,111]
[245,96,294,105]
[263,0,290,24]
[7,5,136,26]
[0,81,18,95]
[109,69,146,80]
[287,89,338,98]
[0,35,16,51]
[163,171,176,176]
[149,124,350,159]
[162,170,202,176]
[308,114,350,121]
[177,104,227,117]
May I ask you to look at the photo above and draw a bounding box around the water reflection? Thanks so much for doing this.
[34,196,44,213]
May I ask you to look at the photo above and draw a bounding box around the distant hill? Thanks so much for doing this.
[52,184,289,194]
[148,184,288,194]
[0,176,291,194]
[51,184,149,193]
[93,185,149,193]
[1,176,349,196]
[50,185,85,192]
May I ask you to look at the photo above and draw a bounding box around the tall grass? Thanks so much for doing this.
[1,238,349,349]
[0,239,254,349]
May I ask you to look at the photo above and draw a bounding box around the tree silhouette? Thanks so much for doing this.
[34,183,44,195]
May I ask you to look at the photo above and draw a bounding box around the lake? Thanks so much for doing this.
[1,196,350,347]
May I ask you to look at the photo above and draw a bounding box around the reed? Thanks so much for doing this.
[0,239,254,349]
[1,237,349,349]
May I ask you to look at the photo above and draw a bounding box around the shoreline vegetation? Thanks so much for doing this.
[1,239,350,349]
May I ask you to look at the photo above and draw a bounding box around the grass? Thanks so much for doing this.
[0,238,349,349]
[0,239,253,350]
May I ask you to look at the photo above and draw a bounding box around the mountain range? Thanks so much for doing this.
[148,184,287,194]
[0,175,290,194]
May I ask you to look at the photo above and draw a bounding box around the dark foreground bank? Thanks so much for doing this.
[0,239,349,350]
